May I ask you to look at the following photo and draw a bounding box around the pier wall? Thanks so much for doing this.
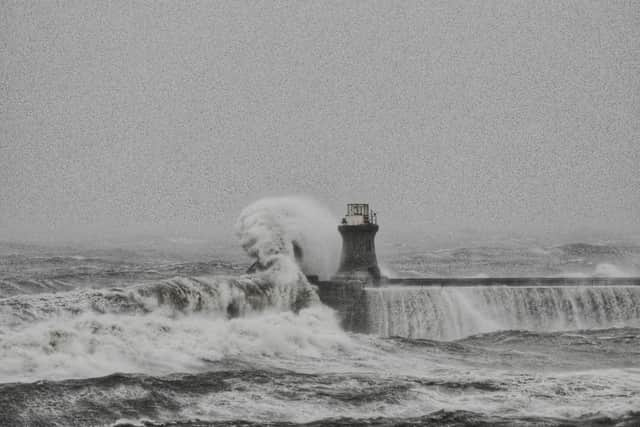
[314,277,640,331]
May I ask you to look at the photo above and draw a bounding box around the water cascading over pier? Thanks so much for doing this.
[313,202,640,339]
[366,285,640,340]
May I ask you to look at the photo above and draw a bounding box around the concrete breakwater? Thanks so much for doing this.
[314,277,640,338]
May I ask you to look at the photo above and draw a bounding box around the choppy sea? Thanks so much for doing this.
[2,200,640,426]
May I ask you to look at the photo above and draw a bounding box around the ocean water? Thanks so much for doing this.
[2,199,640,426]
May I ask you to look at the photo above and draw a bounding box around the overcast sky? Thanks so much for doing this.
[2,1,639,245]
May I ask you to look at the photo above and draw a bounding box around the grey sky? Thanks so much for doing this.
[2,1,639,244]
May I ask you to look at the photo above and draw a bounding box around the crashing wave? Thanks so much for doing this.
[235,196,340,280]
[1,197,341,323]
[0,272,318,324]
[0,197,350,382]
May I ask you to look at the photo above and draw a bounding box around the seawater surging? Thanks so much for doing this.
[0,265,349,383]
[0,273,316,324]
[0,197,350,383]
[2,197,640,425]
[367,285,640,340]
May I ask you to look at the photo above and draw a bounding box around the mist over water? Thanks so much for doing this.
[0,197,639,426]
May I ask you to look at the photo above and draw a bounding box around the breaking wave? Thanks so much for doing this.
[0,274,317,324]
[0,197,350,383]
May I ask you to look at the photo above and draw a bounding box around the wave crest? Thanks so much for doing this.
[0,272,320,324]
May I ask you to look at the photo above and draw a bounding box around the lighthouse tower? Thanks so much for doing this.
[335,203,381,281]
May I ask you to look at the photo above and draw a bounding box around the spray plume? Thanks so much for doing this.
[235,196,341,280]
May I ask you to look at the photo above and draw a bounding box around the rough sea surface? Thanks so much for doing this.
[2,200,640,426]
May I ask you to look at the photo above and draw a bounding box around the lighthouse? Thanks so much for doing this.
[335,203,381,281]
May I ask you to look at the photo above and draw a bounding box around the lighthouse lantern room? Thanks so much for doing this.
[342,203,377,226]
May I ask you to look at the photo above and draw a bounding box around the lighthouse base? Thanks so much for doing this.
[314,280,369,332]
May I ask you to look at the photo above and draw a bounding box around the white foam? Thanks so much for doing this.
[0,196,348,383]
[235,196,341,280]
[0,305,352,383]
